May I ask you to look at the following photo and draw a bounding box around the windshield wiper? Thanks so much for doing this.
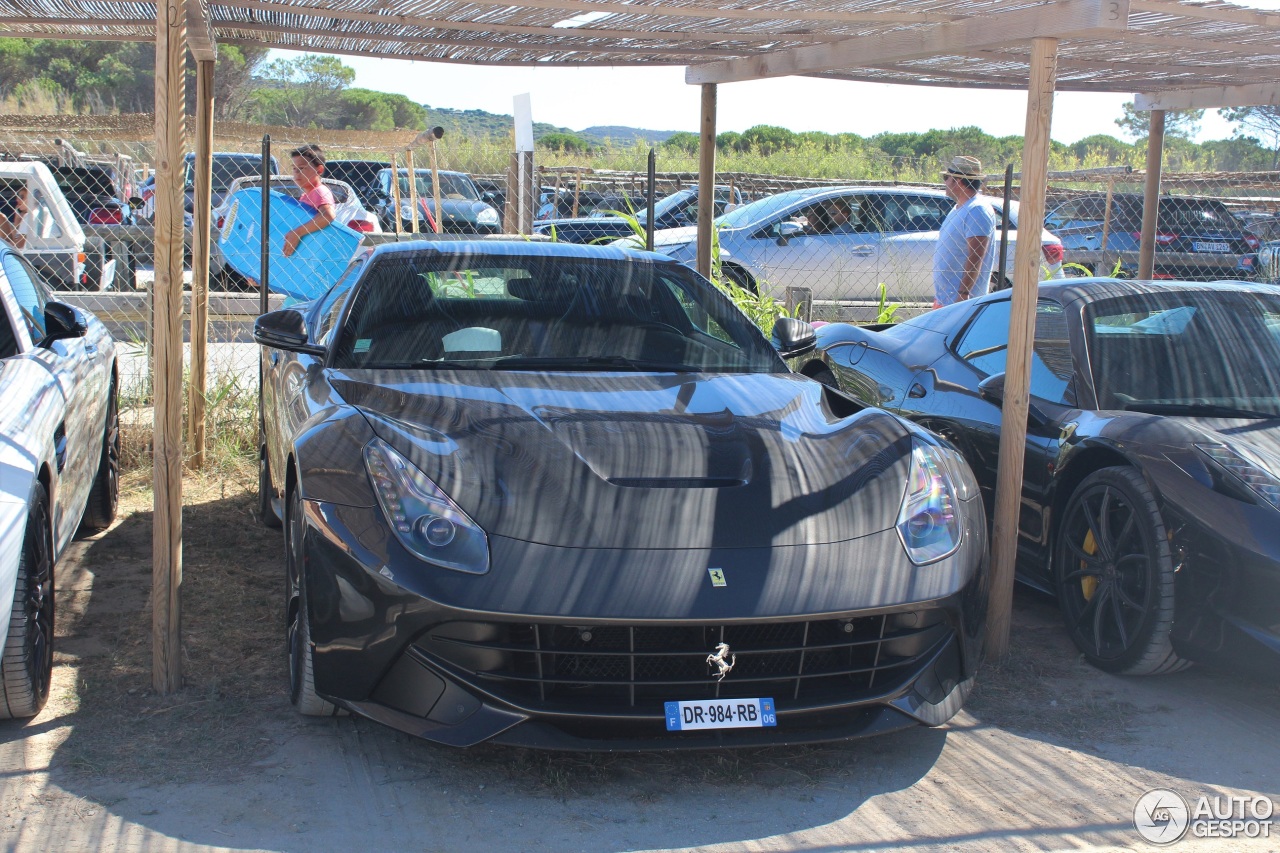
[1122,402,1280,419]
[495,355,701,372]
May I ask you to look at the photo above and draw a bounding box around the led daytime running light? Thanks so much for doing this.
[364,438,490,575]
[1197,443,1280,512]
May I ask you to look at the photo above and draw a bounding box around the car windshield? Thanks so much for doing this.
[1086,290,1280,415]
[186,157,270,193]
[51,168,115,197]
[388,170,480,201]
[715,188,822,231]
[331,252,785,374]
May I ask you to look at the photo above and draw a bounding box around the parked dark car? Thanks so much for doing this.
[786,278,1280,676]
[1046,193,1261,280]
[47,165,138,226]
[373,168,501,234]
[533,186,743,244]
[254,240,987,748]
[323,159,390,211]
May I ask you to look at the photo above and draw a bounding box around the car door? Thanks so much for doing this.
[2,251,106,546]
[900,297,1079,586]
[736,193,881,301]
[870,193,954,304]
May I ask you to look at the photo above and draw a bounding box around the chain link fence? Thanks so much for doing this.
[3,116,1279,462]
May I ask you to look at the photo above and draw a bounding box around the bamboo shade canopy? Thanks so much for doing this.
[1,1,1279,97]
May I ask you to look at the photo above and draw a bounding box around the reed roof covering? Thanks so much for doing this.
[0,1,1278,97]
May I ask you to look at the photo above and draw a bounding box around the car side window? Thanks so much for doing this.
[24,189,62,241]
[2,252,48,342]
[875,195,950,232]
[956,299,1076,405]
[313,262,363,346]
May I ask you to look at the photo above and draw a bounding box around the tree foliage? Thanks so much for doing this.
[1219,105,1280,169]
[1115,101,1204,141]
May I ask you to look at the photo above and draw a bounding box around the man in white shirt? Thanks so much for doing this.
[933,155,997,307]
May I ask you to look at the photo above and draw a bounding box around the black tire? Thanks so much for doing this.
[258,445,281,529]
[285,485,343,717]
[1054,467,1190,675]
[79,376,119,533]
[1,482,54,719]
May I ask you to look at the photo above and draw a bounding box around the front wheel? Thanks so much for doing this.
[0,483,54,719]
[1054,467,1190,675]
[285,486,344,717]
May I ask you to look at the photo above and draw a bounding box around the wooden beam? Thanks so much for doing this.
[153,0,187,696]
[189,58,214,471]
[695,83,716,280]
[1137,81,1280,111]
[687,0,1127,85]
[986,36,1060,661]
[212,0,845,44]
[186,0,217,61]
[1139,110,1165,280]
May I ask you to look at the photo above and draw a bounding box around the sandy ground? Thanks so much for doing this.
[0,475,1277,853]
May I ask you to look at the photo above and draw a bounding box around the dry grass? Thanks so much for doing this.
[51,461,287,784]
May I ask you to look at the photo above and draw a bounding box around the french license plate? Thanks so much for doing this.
[665,697,777,731]
[1192,241,1230,252]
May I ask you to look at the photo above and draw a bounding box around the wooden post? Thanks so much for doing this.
[429,138,443,234]
[407,150,420,234]
[1138,110,1165,280]
[572,176,581,218]
[504,152,519,234]
[189,59,214,471]
[152,0,187,695]
[696,83,717,279]
[1100,177,1116,253]
[390,152,403,237]
[986,36,1059,661]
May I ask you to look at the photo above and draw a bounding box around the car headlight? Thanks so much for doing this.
[364,437,490,575]
[1197,443,1280,511]
[399,202,414,220]
[476,206,499,226]
[896,440,972,565]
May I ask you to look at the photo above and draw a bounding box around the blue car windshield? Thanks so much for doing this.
[1086,290,1280,415]
[331,252,786,374]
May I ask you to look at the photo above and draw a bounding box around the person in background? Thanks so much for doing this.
[933,155,997,307]
[282,143,335,257]
[0,185,28,249]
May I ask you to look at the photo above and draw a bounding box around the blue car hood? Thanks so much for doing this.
[331,371,912,550]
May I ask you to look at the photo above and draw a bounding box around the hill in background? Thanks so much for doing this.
[422,104,678,146]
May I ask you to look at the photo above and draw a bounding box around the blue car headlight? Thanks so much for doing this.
[476,206,499,226]
[364,437,490,575]
[1197,443,1280,511]
[896,440,972,565]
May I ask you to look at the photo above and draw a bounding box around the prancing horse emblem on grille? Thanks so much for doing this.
[707,642,736,681]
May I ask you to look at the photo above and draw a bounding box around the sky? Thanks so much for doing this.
[283,0,1280,146]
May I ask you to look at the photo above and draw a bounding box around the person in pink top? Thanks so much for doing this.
[283,143,336,257]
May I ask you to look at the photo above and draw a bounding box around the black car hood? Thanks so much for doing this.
[439,199,496,224]
[331,371,912,550]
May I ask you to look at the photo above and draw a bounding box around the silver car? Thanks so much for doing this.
[651,186,1063,304]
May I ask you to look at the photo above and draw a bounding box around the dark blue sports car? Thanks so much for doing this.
[254,240,988,749]
[786,279,1280,676]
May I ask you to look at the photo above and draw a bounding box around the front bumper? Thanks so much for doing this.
[300,499,986,749]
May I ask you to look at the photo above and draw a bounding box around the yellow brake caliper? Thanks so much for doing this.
[1080,529,1099,600]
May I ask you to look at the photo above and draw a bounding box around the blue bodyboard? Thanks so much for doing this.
[218,188,364,302]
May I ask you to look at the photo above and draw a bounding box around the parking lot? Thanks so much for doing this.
[0,475,1275,853]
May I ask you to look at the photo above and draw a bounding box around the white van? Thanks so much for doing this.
[0,161,92,290]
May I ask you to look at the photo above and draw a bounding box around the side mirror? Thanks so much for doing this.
[40,302,87,347]
[977,372,1049,427]
[254,309,324,356]
[776,220,804,246]
[772,316,817,359]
